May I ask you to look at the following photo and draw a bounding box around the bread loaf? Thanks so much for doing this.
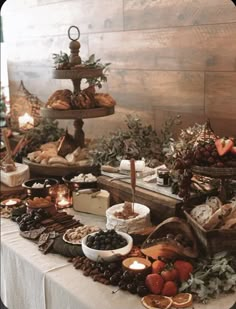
[94,93,116,107]
[190,204,214,226]
[46,89,72,109]
[191,197,236,230]
[203,204,232,230]
[51,101,70,110]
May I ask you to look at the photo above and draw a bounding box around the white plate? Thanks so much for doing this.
[63,225,100,245]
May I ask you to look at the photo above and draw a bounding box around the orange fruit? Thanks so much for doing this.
[141,295,173,309]
[172,293,193,308]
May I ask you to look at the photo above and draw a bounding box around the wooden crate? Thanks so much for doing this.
[179,198,236,255]
[97,175,179,224]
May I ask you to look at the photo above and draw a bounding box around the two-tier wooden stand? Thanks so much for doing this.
[40,25,114,148]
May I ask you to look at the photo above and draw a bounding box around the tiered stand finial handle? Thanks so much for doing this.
[68,25,81,66]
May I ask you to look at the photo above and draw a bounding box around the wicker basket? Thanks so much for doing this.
[181,199,236,255]
[192,165,236,178]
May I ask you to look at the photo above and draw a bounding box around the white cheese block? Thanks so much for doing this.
[0,163,30,187]
[119,160,145,172]
[73,189,110,216]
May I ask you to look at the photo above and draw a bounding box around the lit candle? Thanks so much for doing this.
[5,199,18,206]
[57,198,70,208]
[18,113,34,130]
[129,260,146,270]
[1,198,21,207]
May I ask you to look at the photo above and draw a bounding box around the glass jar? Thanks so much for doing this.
[157,169,170,187]
[50,184,71,209]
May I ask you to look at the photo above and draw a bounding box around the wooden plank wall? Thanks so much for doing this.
[2,0,236,138]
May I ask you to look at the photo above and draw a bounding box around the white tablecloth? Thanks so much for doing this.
[1,211,236,309]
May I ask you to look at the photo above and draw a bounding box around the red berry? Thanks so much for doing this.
[161,268,178,282]
[145,274,164,295]
[174,260,193,282]
[161,281,178,296]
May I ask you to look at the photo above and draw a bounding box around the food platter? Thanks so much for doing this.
[40,106,115,119]
[22,157,100,177]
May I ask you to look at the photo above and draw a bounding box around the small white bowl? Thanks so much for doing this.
[81,231,133,262]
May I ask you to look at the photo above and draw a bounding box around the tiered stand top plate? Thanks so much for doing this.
[52,67,103,79]
[192,165,236,178]
[40,106,114,119]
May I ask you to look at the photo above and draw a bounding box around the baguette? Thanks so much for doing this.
[220,218,236,229]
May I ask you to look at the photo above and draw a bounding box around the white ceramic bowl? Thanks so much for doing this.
[81,231,133,262]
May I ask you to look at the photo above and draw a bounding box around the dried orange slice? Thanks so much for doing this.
[141,295,173,309]
[172,293,193,308]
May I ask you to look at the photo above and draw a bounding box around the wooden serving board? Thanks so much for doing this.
[22,158,99,177]
[40,106,115,119]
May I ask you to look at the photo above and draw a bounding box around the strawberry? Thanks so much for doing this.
[215,138,233,156]
[161,281,178,297]
[230,146,236,155]
[152,260,166,274]
[174,260,193,282]
[145,274,164,294]
[161,268,178,282]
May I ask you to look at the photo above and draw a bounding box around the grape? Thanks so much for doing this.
[137,286,149,297]
[127,283,137,294]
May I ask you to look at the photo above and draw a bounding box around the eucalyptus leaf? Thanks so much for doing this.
[179,251,236,303]
[91,115,179,166]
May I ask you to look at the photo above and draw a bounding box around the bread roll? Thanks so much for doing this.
[48,156,69,165]
[27,151,41,161]
[40,142,58,151]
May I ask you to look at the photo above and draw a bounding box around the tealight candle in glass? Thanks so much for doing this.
[55,185,71,209]
[122,257,151,275]
[1,198,21,207]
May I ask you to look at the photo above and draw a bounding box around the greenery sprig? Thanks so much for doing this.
[91,115,181,167]
[15,119,65,160]
[180,251,236,303]
[82,54,111,88]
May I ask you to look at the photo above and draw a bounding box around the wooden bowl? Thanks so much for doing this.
[141,217,199,259]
